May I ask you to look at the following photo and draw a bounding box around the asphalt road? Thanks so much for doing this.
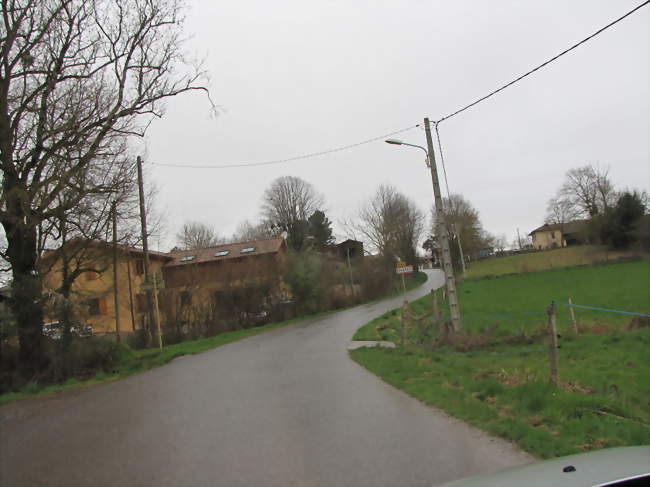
[0,270,533,487]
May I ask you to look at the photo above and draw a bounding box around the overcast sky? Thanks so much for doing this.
[141,0,650,251]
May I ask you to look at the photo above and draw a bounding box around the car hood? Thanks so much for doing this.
[436,446,650,487]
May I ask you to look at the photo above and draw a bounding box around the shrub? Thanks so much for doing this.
[40,337,125,384]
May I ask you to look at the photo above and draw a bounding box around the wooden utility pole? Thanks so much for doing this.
[400,300,409,347]
[346,247,355,297]
[136,156,153,340]
[111,201,121,343]
[152,273,163,351]
[424,118,461,330]
[547,301,560,386]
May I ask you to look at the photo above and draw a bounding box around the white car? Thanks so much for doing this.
[437,446,649,487]
[43,321,93,340]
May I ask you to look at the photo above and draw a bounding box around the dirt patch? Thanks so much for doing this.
[627,315,650,330]
[562,381,596,395]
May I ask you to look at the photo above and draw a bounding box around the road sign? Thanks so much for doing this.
[396,264,414,275]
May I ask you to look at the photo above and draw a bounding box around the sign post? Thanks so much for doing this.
[395,262,414,297]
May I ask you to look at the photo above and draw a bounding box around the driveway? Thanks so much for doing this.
[0,270,532,486]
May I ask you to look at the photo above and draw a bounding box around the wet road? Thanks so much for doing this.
[0,270,532,487]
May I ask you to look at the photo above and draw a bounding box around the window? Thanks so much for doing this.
[85,271,100,281]
[180,291,191,307]
[214,250,230,257]
[86,297,107,316]
[551,231,556,239]
[240,247,255,254]
[180,255,196,262]
[135,259,144,275]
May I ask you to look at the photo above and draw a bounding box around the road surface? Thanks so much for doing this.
[0,270,532,487]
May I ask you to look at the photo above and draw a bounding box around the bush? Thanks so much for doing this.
[126,328,149,350]
[40,337,125,384]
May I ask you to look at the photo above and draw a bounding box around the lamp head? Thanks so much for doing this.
[385,138,403,145]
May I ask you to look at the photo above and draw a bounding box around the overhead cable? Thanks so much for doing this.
[433,0,650,124]
[152,124,420,169]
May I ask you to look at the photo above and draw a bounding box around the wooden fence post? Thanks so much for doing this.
[401,300,410,347]
[547,301,560,386]
[568,296,579,334]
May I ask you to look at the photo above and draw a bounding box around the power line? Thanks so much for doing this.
[152,124,420,169]
[434,122,451,199]
[433,0,650,124]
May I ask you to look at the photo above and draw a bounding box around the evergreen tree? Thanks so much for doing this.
[307,211,334,251]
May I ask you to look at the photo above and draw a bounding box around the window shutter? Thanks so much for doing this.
[99,297,108,315]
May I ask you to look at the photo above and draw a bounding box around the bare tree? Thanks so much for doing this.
[231,219,278,243]
[175,221,223,249]
[354,185,424,265]
[556,164,617,218]
[545,196,580,226]
[432,194,491,265]
[493,234,508,253]
[0,0,212,372]
[261,176,324,251]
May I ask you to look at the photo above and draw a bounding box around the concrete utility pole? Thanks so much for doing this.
[136,156,153,337]
[111,201,121,343]
[424,118,462,330]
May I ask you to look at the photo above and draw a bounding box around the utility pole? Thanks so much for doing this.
[346,247,355,297]
[111,201,121,343]
[136,156,153,341]
[424,118,462,330]
[152,273,163,351]
[517,228,522,250]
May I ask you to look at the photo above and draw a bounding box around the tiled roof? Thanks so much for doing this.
[123,245,173,261]
[529,220,586,236]
[40,238,173,262]
[165,237,285,267]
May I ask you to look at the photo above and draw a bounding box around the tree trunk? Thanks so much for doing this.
[59,218,74,350]
[4,220,46,375]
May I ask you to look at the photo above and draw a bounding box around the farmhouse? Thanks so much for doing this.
[529,220,587,250]
[41,237,288,335]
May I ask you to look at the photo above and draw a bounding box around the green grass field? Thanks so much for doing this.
[351,259,650,458]
[355,260,650,341]
[465,245,645,279]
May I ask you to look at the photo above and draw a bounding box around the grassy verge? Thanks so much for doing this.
[393,270,427,294]
[350,259,650,458]
[465,245,646,279]
[350,330,650,458]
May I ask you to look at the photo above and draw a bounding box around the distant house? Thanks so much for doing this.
[335,239,364,260]
[40,237,288,335]
[529,221,587,250]
[161,237,288,324]
[41,240,173,334]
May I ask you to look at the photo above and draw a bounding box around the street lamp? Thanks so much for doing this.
[385,119,462,330]
[385,139,430,167]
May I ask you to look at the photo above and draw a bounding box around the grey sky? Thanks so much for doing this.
[142,0,650,250]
